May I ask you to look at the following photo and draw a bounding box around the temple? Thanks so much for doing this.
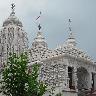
[0,4,96,96]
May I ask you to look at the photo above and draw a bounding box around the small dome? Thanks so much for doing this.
[65,32,76,47]
[3,12,23,27]
[32,31,48,48]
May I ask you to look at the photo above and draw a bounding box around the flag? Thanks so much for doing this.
[36,11,42,20]
[36,16,40,20]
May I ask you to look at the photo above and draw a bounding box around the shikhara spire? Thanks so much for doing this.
[32,12,48,48]
[0,3,28,69]
[3,3,23,27]
[32,31,48,48]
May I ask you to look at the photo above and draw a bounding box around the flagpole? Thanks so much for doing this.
[36,11,42,31]
[69,18,72,32]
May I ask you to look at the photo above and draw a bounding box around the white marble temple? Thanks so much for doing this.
[0,5,96,96]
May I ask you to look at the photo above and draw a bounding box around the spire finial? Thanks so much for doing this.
[69,18,72,32]
[68,18,74,39]
[66,18,76,46]
[38,24,42,30]
[36,11,42,31]
[11,3,15,15]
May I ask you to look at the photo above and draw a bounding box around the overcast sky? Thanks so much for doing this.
[0,0,96,60]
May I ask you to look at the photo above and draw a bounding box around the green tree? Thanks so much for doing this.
[27,64,47,96]
[0,53,47,96]
[0,53,28,96]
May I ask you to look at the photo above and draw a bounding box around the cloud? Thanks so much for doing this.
[15,0,48,13]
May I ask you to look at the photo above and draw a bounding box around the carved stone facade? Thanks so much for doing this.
[0,10,28,70]
[0,5,96,96]
[28,30,96,96]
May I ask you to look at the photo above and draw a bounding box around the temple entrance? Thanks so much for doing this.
[68,67,75,89]
[77,67,90,96]
[92,73,96,90]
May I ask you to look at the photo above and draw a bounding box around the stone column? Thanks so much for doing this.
[73,67,78,91]
[65,65,70,90]
[88,72,92,89]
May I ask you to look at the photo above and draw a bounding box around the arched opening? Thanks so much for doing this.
[77,67,90,96]
[68,66,75,89]
[92,73,96,91]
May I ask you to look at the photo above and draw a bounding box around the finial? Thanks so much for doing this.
[36,11,42,31]
[68,19,73,39]
[69,19,72,31]
[38,24,42,30]
[66,18,76,46]
[11,3,15,14]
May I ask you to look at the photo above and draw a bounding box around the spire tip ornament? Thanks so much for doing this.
[65,18,76,47]
[38,24,42,30]
[11,3,15,15]
[69,18,72,32]
[36,11,42,31]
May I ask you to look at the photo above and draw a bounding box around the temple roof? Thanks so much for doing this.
[29,28,93,63]
[3,4,23,27]
[53,20,93,63]
[65,32,76,47]
[29,31,53,63]
[29,45,54,63]
[3,13,23,27]
[32,31,48,48]
[55,45,93,62]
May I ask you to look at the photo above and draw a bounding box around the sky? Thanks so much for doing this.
[0,0,96,60]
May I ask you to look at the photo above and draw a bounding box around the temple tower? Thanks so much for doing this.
[0,3,28,67]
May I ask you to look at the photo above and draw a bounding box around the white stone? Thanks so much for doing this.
[0,6,96,96]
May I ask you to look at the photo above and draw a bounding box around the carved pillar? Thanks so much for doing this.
[73,67,78,91]
[65,65,69,89]
[88,72,92,89]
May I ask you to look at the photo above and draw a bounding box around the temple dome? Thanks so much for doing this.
[54,31,93,62]
[65,32,76,47]
[3,12,23,27]
[32,31,48,48]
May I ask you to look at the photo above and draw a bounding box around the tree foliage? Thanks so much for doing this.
[0,53,28,96]
[27,64,47,96]
[0,53,47,96]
